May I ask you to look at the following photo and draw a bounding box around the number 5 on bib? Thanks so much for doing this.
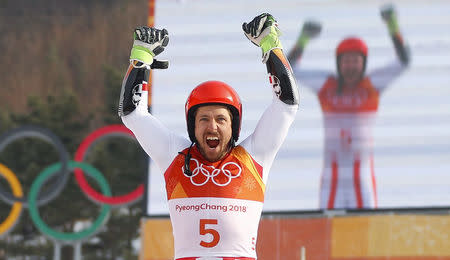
[199,219,220,248]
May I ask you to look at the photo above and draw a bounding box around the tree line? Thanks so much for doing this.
[1,0,150,259]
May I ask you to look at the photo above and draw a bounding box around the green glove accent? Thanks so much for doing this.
[296,34,310,49]
[260,26,283,54]
[387,15,399,34]
[130,45,154,65]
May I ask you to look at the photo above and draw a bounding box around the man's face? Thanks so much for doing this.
[338,52,365,86]
[194,105,233,162]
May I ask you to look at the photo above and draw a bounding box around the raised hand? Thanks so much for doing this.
[380,3,400,35]
[301,20,322,39]
[130,26,169,69]
[243,13,282,62]
[287,20,321,64]
[380,4,396,23]
[380,4,410,65]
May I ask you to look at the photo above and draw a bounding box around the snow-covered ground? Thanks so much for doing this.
[146,0,450,214]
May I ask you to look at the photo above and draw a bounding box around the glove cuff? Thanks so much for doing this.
[130,45,154,66]
[260,27,283,56]
[262,47,282,63]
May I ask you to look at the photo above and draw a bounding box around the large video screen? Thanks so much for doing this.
[145,0,450,215]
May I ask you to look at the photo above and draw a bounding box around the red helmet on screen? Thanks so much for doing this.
[336,37,368,57]
[336,37,368,77]
[185,80,242,143]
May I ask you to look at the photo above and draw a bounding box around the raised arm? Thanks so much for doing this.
[381,4,411,66]
[243,13,299,106]
[287,20,329,93]
[118,26,169,117]
[371,4,411,92]
[242,14,299,181]
[118,26,189,170]
[287,20,322,65]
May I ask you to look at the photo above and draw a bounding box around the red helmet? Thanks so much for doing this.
[336,37,368,78]
[336,37,368,57]
[185,80,242,143]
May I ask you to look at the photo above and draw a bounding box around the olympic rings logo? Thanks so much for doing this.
[0,124,144,242]
[182,158,242,187]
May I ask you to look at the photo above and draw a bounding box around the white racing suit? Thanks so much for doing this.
[120,48,299,259]
[293,60,407,209]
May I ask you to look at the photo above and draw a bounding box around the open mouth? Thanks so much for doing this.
[206,136,220,148]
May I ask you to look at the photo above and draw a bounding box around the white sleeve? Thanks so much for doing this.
[369,60,407,94]
[240,98,298,184]
[292,67,330,94]
[121,91,191,173]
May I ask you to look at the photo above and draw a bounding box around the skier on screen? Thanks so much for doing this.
[288,4,410,209]
[118,13,299,259]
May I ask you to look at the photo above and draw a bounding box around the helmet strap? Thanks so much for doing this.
[180,137,235,175]
[230,138,236,148]
[179,142,195,176]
